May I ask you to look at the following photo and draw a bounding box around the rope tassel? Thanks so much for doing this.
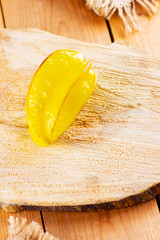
[86,0,159,32]
[7,216,58,240]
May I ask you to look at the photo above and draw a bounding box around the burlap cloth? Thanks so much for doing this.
[86,0,159,32]
[7,216,58,240]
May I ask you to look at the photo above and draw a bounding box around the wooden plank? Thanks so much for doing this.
[43,0,110,44]
[109,5,160,56]
[43,199,160,240]
[0,1,45,237]
[0,209,42,240]
[1,0,110,44]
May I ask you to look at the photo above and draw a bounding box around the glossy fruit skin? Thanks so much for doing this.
[26,49,96,147]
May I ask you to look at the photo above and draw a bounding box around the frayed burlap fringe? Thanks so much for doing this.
[7,216,58,240]
[86,0,159,32]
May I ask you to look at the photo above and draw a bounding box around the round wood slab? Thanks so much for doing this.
[0,29,160,212]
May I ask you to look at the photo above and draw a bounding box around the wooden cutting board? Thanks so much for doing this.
[0,28,160,212]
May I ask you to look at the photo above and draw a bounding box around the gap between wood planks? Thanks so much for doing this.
[106,20,114,42]
[156,196,160,211]
[0,0,5,27]
[40,210,46,232]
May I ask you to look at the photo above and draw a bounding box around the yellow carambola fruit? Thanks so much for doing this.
[26,50,96,146]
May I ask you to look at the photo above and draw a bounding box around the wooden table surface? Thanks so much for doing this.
[0,0,160,239]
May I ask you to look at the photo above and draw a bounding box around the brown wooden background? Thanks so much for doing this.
[0,0,160,239]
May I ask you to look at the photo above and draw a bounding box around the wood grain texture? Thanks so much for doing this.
[0,209,42,240]
[109,3,160,56]
[1,0,110,44]
[0,28,160,208]
[43,199,160,240]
